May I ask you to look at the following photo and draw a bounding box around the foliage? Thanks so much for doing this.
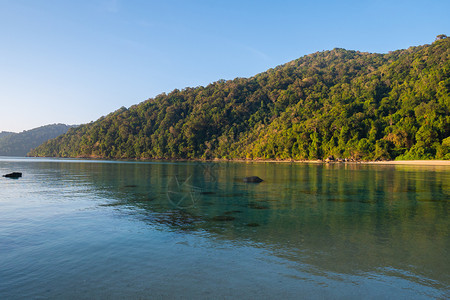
[29,38,450,160]
[0,131,14,139]
[0,124,74,157]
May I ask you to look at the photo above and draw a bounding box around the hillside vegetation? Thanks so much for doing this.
[29,38,450,160]
[0,132,14,139]
[0,124,73,156]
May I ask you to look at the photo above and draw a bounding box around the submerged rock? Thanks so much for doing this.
[212,215,235,221]
[243,176,263,183]
[3,172,22,178]
[248,203,269,210]
[224,210,243,215]
[200,191,216,195]
[123,184,138,188]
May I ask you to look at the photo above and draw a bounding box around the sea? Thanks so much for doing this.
[0,157,449,299]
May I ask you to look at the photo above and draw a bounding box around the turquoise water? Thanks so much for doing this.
[0,157,449,299]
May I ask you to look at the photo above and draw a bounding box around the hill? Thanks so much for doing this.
[0,124,74,157]
[29,38,450,160]
[0,131,14,139]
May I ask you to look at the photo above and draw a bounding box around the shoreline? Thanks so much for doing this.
[225,159,450,166]
[361,160,450,166]
[24,156,450,166]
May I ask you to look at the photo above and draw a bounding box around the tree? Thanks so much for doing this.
[29,38,450,161]
[435,34,448,41]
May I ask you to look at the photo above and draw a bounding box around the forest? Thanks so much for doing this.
[29,37,450,161]
[0,124,73,157]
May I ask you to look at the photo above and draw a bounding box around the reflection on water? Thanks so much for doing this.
[0,158,449,298]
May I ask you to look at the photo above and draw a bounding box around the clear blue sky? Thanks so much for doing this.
[1,0,449,132]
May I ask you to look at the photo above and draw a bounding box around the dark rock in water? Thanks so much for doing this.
[248,203,269,210]
[246,223,260,227]
[3,172,22,178]
[200,191,216,195]
[243,176,263,183]
[212,215,235,221]
[124,185,138,188]
[224,210,243,215]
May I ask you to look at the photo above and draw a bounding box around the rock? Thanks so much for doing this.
[325,156,335,162]
[212,215,235,221]
[224,210,242,215]
[200,191,216,195]
[243,176,263,183]
[248,203,269,210]
[3,172,22,178]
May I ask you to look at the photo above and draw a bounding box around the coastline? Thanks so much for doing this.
[362,160,450,166]
[24,155,450,166]
[228,159,450,166]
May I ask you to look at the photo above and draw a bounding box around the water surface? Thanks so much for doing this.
[0,157,449,299]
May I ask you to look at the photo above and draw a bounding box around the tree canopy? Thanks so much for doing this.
[29,38,450,161]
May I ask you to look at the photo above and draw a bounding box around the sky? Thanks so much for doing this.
[1,0,449,132]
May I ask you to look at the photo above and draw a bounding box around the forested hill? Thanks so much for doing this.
[0,124,74,157]
[0,132,14,139]
[29,37,450,160]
